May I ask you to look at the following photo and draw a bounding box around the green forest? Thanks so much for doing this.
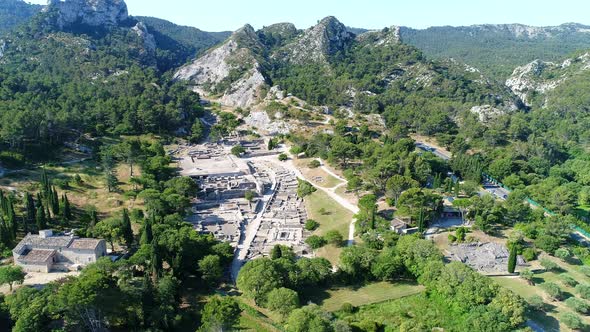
[0,0,590,331]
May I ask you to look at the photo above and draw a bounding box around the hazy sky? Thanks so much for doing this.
[26,0,590,32]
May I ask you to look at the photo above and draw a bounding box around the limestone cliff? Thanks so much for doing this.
[45,0,128,29]
[506,53,590,107]
[282,16,354,64]
[173,24,268,108]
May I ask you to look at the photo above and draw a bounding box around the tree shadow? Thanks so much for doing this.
[528,310,560,331]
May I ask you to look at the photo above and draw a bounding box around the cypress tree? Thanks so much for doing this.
[0,191,6,215]
[0,216,9,247]
[36,204,47,230]
[90,210,99,228]
[21,216,28,234]
[140,219,153,245]
[121,208,133,247]
[62,194,72,220]
[51,187,60,216]
[150,238,161,282]
[508,245,517,274]
[25,193,35,229]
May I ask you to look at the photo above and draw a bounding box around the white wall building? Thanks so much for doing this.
[13,230,107,273]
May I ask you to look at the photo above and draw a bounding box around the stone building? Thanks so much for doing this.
[13,230,107,273]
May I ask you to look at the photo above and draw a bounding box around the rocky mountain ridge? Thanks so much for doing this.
[174,16,521,128]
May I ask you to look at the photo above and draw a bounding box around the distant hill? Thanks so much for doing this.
[0,0,42,35]
[136,16,230,70]
[400,23,590,79]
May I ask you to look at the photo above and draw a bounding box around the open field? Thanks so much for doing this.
[493,255,590,332]
[303,281,424,312]
[305,190,354,264]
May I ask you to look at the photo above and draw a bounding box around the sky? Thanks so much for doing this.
[26,0,590,32]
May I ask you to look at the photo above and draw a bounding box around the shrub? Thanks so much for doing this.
[278,153,288,161]
[231,145,246,156]
[74,174,83,185]
[560,274,579,287]
[540,258,560,272]
[0,151,25,168]
[520,269,534,284]
[561,312,584,330]
[580,265,590,278]
[305,235,326,249]
[565,297,590,314]
[325,231,344,247]
[447,234,457,243]
[522,247,537,262]
[576,284,590,300]
[304,219,319,231]
[308,160,321,168]
[542,282,564,301]
[297,179,316,198]
[528,295,546,311]
[340,302,355,314]
[455,227,467,242]
[555,248,572,261]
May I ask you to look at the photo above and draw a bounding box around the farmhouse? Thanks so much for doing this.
[12,230,107,273]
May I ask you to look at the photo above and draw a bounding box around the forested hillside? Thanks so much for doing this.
[0,0,41,35]
[136,16,230,70]
[0,2,205,161]
[400,23,590,78]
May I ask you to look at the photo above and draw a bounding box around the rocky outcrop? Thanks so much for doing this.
[283,16,354,64]
[356,26,401,46]
[174,25,267,108]
[0,40,6,59]
[132,21,156,53]
[260,23,299,45]
[470,105,506,123]
[506,53,590,106]
[46,0,128,29]
[243,111,291,135]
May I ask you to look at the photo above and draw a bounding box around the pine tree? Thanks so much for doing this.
[508,245,517,274]
[121,208,133,247]
[140,218,153,245]
[36,205,47,231]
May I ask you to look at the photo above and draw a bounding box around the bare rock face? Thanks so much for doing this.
[470,105,506,123]
[356,26,401,46]
[46,0,128,29]
[174,24,267,108]
[284,16,354,64]
[506,53,590,107]
[132,21,156,54]
[243,111,291,135]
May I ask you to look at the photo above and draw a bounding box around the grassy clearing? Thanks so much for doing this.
[1,159,142,222]
[493,255,590,331]
[294,159,343,189]
[237,297,283,332]
[342,292,465,330]
[303,281,424,312]
[305,190,354,264]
